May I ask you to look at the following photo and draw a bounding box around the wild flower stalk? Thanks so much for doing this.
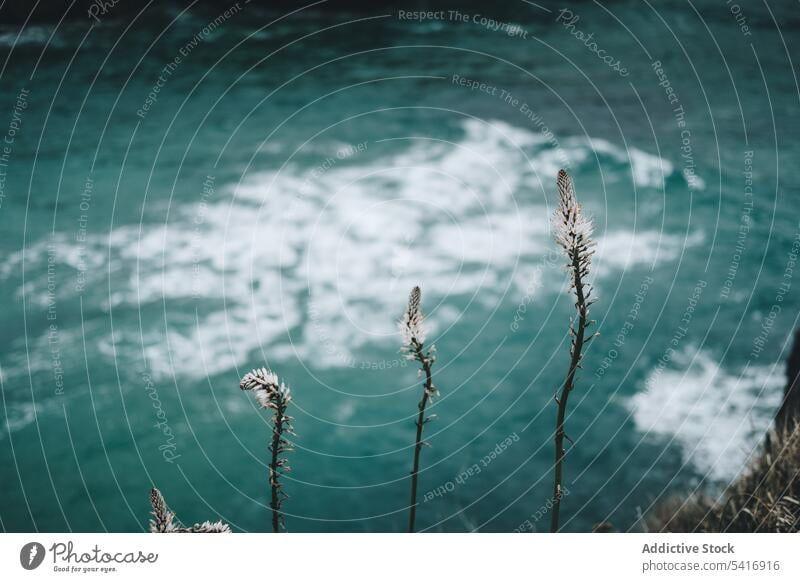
[550,169,597,533]
[149,488,176,533]
[240,367,295,532]
[400,286,438,532]
[148,487,231,533]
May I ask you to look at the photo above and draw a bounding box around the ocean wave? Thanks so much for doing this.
[0,400,39,440]
[594,229,704,273]
[0,25,61,47]
[4,119,698,379]
[628,347,783,481]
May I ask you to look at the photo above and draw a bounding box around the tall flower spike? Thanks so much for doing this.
[552,169,595,312]
[239,368,294,532]
[549,169,597,533]
[554,169,593,245]
[401,286,438,532]
[553,169,595,275]
[399,285,426,346]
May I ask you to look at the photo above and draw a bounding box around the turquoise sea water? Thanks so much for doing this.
[1,1,799,532]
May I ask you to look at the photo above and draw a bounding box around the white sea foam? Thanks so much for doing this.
[594,230,704,273]
[3,120,698,379]
[0,401,39,440]
[628,348,783,481]
[585,137,681,190]
[0,25,59,47]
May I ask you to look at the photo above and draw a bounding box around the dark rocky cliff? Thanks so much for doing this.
[776,329,800,430]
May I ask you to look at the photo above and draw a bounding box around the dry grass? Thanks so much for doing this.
[648,421,800,532]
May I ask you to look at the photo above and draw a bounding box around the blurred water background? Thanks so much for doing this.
[1,0,799,531]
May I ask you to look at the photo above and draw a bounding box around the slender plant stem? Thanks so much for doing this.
[408,342,433,533]
[269,402,286,533]
[551,251,589,533]
[239,369,293,533]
